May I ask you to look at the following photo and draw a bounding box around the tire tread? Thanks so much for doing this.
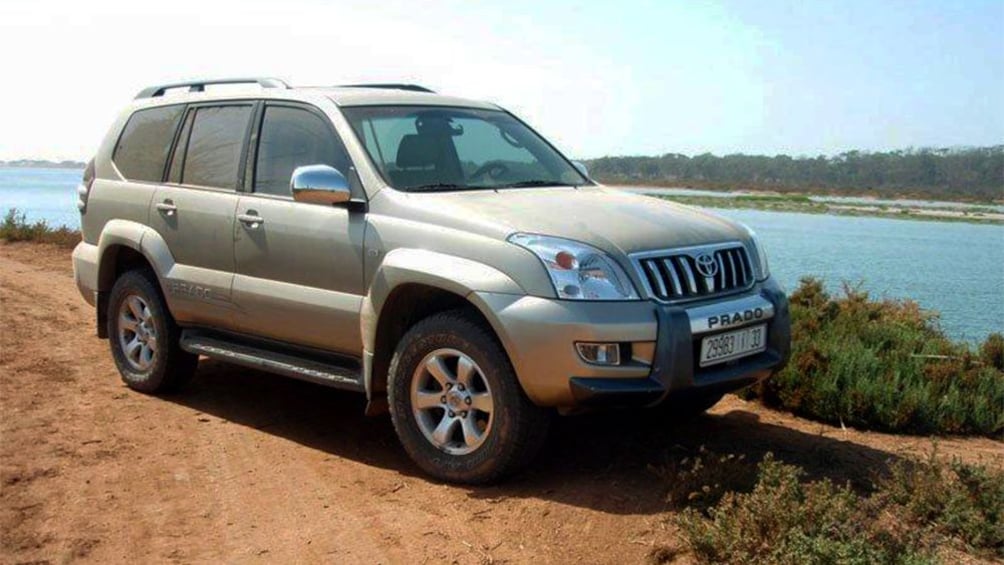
[387,309,549,484]
[107,268,197,393]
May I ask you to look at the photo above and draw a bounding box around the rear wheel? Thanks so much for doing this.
[107,269,197,393]
[388,310,549,484]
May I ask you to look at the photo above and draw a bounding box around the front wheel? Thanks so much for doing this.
[388,310,549,484]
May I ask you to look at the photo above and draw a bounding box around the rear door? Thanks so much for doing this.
[231,101,367,355]
[89,104,186,246]
[149,102,254,328]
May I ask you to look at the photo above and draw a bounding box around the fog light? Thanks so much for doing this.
[576,342,621,365]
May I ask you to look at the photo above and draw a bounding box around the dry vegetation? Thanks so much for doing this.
[648,447,1003,564]
[746,278,1004,437]
[1,209,80,248]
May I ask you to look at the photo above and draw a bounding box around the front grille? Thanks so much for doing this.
[635,245,753,301]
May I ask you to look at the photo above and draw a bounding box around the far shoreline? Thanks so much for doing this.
[600,179,1004,207]
[618,187,1004,225]
[0,161,86,170]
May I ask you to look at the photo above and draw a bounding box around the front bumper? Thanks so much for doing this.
[474,277,791,408]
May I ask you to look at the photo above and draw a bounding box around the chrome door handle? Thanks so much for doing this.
[237,212,265,228]
[155,201,177,216]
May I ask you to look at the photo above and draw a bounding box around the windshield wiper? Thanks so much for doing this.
[499,180,579,188]
[407,183,469,192]
[408,182,500,192]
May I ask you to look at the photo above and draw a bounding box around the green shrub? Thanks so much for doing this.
[880,451,1004,555]
[982,333,1004,371]
[748,277,1004,436]
[668,451,1003,563]
[1,208,80,248]
[675,454,930,564]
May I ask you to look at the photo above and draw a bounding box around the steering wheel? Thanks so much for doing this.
[469,161,510,182]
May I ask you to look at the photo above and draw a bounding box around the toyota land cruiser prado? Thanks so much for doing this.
[72,78,790,483]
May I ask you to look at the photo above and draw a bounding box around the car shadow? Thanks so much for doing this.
[165,359,904,516]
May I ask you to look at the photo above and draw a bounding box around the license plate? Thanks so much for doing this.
[699,324,767,367]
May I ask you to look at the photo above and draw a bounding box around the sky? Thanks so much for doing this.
[0,0,1001,161]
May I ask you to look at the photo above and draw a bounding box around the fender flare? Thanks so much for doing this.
[95,219,175,292]
[360,248,526,399]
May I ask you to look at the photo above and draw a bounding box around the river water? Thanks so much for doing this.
[3,168,1002,341]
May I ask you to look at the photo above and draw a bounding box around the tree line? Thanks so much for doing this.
[584,146,1003,201]
[0,159,86,169]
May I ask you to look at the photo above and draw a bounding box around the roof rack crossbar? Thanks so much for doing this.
[339,83,435,93]
[135,78,290,99]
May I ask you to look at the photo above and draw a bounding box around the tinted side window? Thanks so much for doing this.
[113,105,185,182]
[182,105,253,189]
[167,110,195,183]
[254,106,350,196]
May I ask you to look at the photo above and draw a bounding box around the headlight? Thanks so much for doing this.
[508,234,639,300]
[743,225,770,280]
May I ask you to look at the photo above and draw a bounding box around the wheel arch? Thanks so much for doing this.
[93,221,176,337]
[361,249,526,412]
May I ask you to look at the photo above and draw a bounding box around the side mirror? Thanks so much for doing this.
[572,161,589,178]
[291,164,351,205]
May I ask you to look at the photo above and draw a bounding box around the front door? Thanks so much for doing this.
[149,103,254,328]
[231,102,367,355]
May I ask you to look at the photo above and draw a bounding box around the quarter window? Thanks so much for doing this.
[113,105,185,182]
[181,105,253,189]
[254,106,351,196]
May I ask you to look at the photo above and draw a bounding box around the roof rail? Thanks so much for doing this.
[339,83,435,93]
[135,78,290,99]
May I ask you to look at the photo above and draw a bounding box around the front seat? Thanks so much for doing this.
[393,134,451,188]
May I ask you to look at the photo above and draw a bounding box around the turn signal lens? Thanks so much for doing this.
[555,250,577,270]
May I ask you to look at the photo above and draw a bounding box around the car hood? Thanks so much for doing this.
[384,186,750,256]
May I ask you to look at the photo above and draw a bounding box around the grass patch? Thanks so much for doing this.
[734,194,814,204]
[746,278,1004,436]
[658,450,1003,564]
[1,208,80,248]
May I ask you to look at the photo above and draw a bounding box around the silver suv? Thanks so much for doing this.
[72,78,790,483]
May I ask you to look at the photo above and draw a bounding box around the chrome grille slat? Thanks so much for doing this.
[634,244,754,303]
[726,251,738,288]
[676,256,699,294]
[739,248,753,281]
[643,260,668,298]
[660,259,683,296]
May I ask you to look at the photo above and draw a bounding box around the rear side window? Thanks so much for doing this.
[254,105,351,196]
[113,105,185,182]
[181,105,253,189]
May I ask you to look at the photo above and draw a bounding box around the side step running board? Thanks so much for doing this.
[180,330,364,392]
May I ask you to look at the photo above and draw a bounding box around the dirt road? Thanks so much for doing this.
[2,242,1001,563]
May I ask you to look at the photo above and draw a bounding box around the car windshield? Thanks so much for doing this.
[342,106,588,192]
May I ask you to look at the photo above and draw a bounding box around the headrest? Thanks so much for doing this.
[396,134,439,168]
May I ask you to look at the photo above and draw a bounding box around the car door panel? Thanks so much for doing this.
[148,185,238,325]
[231,102,367,355]
[232,197,366,353]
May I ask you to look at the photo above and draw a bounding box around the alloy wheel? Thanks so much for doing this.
[410,348,494,455]
[118,295,158,371]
